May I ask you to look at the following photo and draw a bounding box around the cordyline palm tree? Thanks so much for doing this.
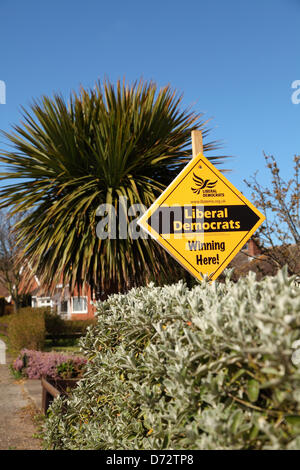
[0,79,224,298]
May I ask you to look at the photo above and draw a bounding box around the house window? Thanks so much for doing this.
[38,297,51,306]
[72,297,88,313]
[60,300,68,314]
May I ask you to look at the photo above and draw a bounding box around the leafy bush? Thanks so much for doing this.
[0,313,12,326]
[12,349,87,379]
[43,268,300,450]
[3,305,96,352]
[0,313,11,335]
[44,311,96,336]
[63,319,97,334]
[18,306,51,316]
[44,311,66,335]
[8,308,46,351]
[56,359,86,379]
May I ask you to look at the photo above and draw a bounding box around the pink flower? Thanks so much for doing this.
[12,349,87,379]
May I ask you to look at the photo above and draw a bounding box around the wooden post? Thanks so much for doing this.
[41,377,60,414]
[191,130,203,159]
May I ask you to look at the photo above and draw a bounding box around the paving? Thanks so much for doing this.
[0,355,44,450]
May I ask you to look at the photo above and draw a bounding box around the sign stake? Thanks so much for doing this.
[191,130,203,159]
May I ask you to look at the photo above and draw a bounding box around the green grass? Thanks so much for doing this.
[46,346,81,353]
[44,338,81,354]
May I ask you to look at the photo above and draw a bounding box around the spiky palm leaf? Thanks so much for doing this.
[0,79,224,296]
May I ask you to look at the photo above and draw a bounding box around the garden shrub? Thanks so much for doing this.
[4,306,95,351]
[64,319,97,334]
[0,313,11,335]
[43,268,300,450]
[18,306,51,316]
[12,349,87,379]
[44,311,97,336]
[8,308,46,351]
[44,311,66,335]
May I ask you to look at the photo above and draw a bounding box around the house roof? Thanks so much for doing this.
[229,243,300,280]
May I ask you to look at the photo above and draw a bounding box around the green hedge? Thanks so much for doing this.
[6,307,96,352]
[44,312,96,336]
[8,308,46,351]
[43,268,300,450]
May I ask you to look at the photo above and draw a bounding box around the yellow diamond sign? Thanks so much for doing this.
[138,152,265,281]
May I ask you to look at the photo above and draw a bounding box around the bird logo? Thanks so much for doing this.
[191,173,218,194]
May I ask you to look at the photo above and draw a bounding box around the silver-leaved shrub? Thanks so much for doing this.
[43,268,300,450]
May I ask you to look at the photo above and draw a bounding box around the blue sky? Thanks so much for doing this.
[0,0,300,199]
